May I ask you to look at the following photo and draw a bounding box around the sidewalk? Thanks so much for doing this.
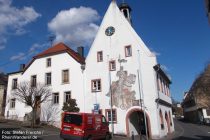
[0,117,60,136]
[1,117,183,140]
[112,134,148,140]
[155,119,184,140]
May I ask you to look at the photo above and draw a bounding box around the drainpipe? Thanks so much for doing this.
[107,55,114,137]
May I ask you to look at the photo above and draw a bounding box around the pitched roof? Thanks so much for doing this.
[22,43,85,74]
[34,42,85,64]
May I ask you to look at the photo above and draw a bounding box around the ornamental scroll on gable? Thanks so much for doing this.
[106,67,136,110]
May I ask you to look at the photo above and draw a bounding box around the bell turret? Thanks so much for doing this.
[119,2,132,24]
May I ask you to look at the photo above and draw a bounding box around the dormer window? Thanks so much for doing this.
[46,58,51,67]
[97,51,103,62]
[109,60,116,71]
[125,45,132,57]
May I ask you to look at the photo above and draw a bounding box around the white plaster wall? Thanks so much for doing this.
[5,52,84,124]
[158,91,172,104]
[158,105,174,138]
[4,1,174,138]
[202,109,210,119]
[4,72,31,119]
[84,1,174,138]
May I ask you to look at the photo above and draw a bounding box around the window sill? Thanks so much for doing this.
[45,84,52,86]
[108,121,117,124]
[91,90,101,93]
[62,82,70,85]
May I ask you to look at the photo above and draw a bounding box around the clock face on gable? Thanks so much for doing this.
[105,26,115,36]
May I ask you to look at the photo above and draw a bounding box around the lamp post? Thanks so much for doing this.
[91,86,98,104]
[92,87,99,114]
[107,55,114,137]
[81,64,85,112]
[105,26,115,136]
[137,50,148,140]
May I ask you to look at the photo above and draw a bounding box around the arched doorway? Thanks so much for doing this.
[165,112,170,134]
[126,108,151,138]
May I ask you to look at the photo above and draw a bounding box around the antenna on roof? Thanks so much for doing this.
[48,34,56,48]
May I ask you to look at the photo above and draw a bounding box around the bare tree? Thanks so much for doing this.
[41,102,61,125]
[12,81,51,128]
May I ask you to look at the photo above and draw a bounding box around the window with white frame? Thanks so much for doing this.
[12,78,18,89]
[64,91,71,102]
[91,79,101,92]
[45,72,51,85]
[62,69,69,83]
[105,109,117,123]
[10,98,16,108]
[206,109,210,116]
[97,51,103,62]
[46,58,51,67]
[109,60,116,71]
[125,45,132,57]
[31,75,37,87]
[53,93,59,104]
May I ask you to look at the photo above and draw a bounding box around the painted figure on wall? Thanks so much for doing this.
[107,66,136,110]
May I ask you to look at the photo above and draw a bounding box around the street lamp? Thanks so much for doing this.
[137,50,148,140]
[80,64,86,112]
[105,26,115,136]
[92,87,98,105]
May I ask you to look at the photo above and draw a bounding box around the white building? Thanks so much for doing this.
[84,1,174,139]
[5,1,174,139]
[5,43,85,127]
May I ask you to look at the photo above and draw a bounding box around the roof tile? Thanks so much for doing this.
[34,42,85,64]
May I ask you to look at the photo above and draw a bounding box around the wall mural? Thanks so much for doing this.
[107,66,136,110]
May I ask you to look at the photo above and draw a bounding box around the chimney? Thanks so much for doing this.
[77,47,84,57]
[20,64,25,71]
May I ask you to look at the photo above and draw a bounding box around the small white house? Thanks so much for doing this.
[5,1,174,139]
[5,43,85,127]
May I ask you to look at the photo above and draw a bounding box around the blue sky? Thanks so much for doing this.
[0,0,209,102]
